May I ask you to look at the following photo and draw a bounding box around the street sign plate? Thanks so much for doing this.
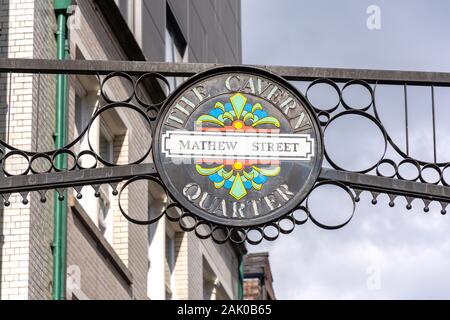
[153,66,324,227]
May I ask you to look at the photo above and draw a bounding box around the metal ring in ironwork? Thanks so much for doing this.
[229,228,247,244]
[194,220,213,240]
[87,103,152,166]
[441,163,450,187]
[323,109,388,174]
[305,79,341,113]
[134,72,171,109]
[278,215,296,234]
[30,153,53,174]
[376,159,398,178]
[211,226,231,245]
[397,158,421,181]
[52,148,77,171]
[147,107,159,121]
[246,227,264,245]
[101,72,135,104]
[76,150,98,169]
[306,180,356,230]
[317,110,331,126]
[179,212,198,232]
[118,175,168,225]
[262,223,281,241]
[341,80,374,112]
[164,202,184,222]
[2,150,30,176]
[291,205,310,225]
[419,163,442,185]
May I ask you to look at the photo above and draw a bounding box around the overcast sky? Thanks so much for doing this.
[242,0,450,299]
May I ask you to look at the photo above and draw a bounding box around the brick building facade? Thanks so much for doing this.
[243,253,276,300]
[0,0,244,300]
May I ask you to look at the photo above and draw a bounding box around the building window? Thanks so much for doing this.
[98,124,114,243]
[99,129,113,163]
[165,231,176,299]
[74,95,83,152]
[74,74,126,246]
[165,28,184,64]
[147,182,171,300]
[203,258,229,300]
[165,6,187,90]
[115,0,134,32]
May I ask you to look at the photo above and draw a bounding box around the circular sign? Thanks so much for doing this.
[153,66,323,227]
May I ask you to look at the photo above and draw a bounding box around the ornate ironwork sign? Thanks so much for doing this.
[153,66,323,227]
[2,58,450,244]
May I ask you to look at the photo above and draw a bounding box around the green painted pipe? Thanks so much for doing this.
[238,254,244,300]
[52,0,69,300]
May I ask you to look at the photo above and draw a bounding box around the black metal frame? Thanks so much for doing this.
[3,58,450,85]
[1,58,450,245]
[1,165,447,207]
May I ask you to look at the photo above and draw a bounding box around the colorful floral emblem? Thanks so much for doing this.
[195,93,282,200]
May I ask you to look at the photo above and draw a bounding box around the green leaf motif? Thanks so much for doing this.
[252,165,280,177]
[196,115,225,127]
[196,164,224,176]
[252,116,280,128]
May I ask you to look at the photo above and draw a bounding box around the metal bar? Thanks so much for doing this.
[0,58,215,77]
[404,84,409,156]
[0,163,156,194]
[0,165,449,204]
[431,85,437,163]
[35,73,41,152]
[319,168,450,202]
[7,72,12,145]
[3,58,450,85]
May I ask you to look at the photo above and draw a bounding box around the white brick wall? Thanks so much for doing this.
[172,231,240,300]
[0,0,35,300]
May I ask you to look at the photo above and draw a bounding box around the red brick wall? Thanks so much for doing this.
[244,278,261,300]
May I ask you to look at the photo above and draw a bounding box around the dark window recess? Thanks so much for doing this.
[166,4,187,57]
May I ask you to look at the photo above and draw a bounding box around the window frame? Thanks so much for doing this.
[165,5,187,91]
[165,226,177,299]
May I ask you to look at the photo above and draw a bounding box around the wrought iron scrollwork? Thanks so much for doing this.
[1,58,450,245]
[304,77,450,215]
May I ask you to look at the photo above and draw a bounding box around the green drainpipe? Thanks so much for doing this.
[238,254,244,300]
[52,0,70,300]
